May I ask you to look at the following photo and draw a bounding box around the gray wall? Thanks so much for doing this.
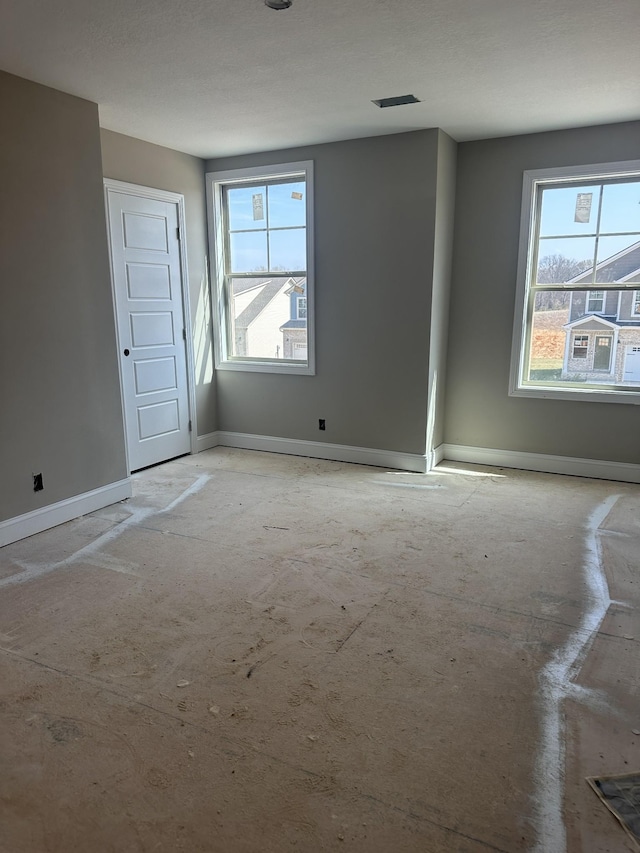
[445,120,640,464]
[207,130,444,456]
[0,72,127,522]
[427,130,457,455]
[100,130,215,437]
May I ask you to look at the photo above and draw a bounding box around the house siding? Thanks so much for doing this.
[618,290,640,322]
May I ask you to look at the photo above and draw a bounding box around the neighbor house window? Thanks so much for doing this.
[206,161,314,374]
[587,290,604,313]
[510,160,640,402]
[572,335,588,358]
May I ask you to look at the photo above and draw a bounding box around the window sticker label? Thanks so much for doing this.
[252,193,264,220]
[574,192,593,223]
[291,191,303,200]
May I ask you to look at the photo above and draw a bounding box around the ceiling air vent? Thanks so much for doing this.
[373,94,421,108]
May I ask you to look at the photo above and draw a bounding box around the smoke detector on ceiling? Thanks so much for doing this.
[265,0,292,8]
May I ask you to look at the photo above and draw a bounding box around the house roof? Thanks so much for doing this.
[280,320,307,330]
[232,277,278,296]
[1,0,639,158]
[569,241,640,285]
[235,279,289,330]
[565,315,640,331]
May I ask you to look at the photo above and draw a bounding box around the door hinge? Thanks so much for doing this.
[182,328,187,341]
[176,226,181,240]
[188,420,192,432]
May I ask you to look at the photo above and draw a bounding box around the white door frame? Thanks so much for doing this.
[104,179,198,471]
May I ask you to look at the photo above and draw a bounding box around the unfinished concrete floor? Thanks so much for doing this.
[1,449,639,853]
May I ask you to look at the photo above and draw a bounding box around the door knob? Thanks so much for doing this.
[123,348,130,356]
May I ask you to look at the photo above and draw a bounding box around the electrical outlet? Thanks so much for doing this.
[33,473,43,492]
[318,419,326,431]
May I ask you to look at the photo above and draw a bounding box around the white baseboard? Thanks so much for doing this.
[441,444,640,484]
[0,478,132,548]
[431,443,446,468]
[203,430,428,473]
[196,431,220,453]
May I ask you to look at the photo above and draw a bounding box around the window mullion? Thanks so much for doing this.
[265,184,271,272]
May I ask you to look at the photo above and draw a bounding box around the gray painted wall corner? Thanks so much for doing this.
[0,71,127,522]
[428,130,457,455]
[207,130,442,456]
[444,119,640,464]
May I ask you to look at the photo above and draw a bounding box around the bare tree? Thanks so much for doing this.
[537,254,591,284]
[535,255,592,310]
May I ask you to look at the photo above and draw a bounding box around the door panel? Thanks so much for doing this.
[130,312,174,347]
[593,336,612,371]
[127,264,172,299]
[123,212,168,251]
[138,400,180,439]
[107,190,191,471]
[134,358,177,394]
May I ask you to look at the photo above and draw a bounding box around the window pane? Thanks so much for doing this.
[539,185,601,236]
[536,238,595,283]
[227,185,267,231]
[228,277,292,359]
[525,289,640,386]
[526,291,571,381]
[599,181,640,234]
[595,235,640,281]
[572,335,588,358]
[229,231,268,273]
[268,181,306,228]
[586,291,604,312]
[269,228,306,271]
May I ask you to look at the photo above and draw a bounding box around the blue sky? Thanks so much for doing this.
[539,180,640,263]
[227,181,306,273]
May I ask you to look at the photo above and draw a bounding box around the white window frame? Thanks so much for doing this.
[206,161,315,375]
[572,334,589,358]
[634,291,640,315]
[586,290,605,313]
[296,296,307,320]
[510,159,640,404]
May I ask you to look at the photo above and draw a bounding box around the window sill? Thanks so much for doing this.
[216,358,315,376]
[509,385,640,405]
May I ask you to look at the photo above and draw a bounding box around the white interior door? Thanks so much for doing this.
[107,189,191,471]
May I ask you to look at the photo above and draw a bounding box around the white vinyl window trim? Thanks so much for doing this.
[206,161,315,375]
[509,159,640,405]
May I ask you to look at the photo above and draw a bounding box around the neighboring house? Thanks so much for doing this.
[232,276,307,359]
[279,278,308,360]
[232,277,292,358]
[562,241,640,384]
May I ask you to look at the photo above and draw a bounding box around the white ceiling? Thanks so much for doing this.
[2,0,639,159]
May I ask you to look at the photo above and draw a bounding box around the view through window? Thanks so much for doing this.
[206,162,314,374]
[513,162,640,399]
